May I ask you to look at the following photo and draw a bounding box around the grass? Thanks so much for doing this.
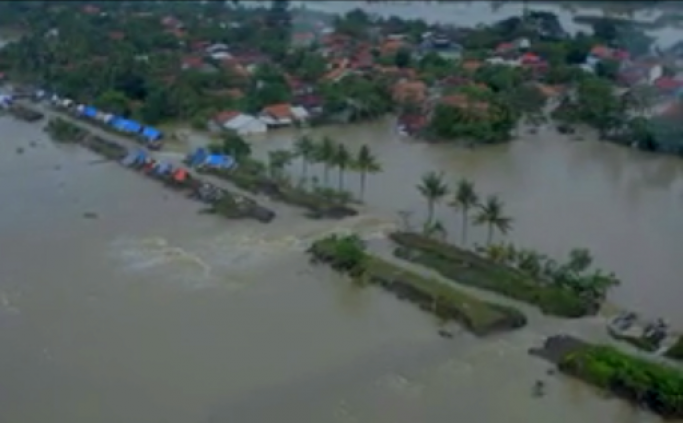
[389,232,593,317]
[365,257,524,334]
[560,344,683,419]
[308,235,526,336]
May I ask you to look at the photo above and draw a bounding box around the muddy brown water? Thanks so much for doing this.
[1,113,680,423]
[3,2,683,421]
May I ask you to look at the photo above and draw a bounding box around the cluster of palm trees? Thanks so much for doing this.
[289,135,382,200]
[417,171,513,246]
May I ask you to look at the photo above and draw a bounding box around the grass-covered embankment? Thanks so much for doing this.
[389,232,594,317]
[308,234,527,336]
[207,165,358,219]
[532,335,683,419]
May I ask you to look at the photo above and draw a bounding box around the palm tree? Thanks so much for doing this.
[267,149,294,181]
[474,195,513,245]
[449,178,479,246]
[354,144,381,200]
[333,143,352,191]
[314,136,336,186]
[293,135,315,182]
[417,171,449,226]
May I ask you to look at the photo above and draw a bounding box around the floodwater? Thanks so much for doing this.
[2,2,683,423]
[0,115,679,423]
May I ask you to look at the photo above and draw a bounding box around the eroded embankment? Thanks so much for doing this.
[44,117,275,223]
[530,335,683,420]
[307,234,527,336]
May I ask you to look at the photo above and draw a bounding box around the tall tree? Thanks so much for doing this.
[474,195,513,245]
[417,171,449,226]
[333,143,352,191]
[315,136,336,186]
[449,178,480,246]
[354,144,381,200]
[293,135,315,182]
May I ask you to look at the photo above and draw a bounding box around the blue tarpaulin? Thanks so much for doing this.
[134,150,148,165]
[204,154,235,169]
[187,148,208,167]
[142,126,162,141]
[154,162,172,175]
[82,105,98,118]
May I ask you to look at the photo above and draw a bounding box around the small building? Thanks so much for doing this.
[259,104,296,127]
[224,113,267,136]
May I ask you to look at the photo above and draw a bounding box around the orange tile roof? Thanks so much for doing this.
[462,60,483,72]
[393,80,427,103]
[263,103,292,119]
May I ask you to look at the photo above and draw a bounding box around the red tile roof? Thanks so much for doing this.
[393,80,427,103]
[263,103,292,119]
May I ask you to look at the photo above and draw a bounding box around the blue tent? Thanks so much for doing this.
[82,105,98,118]
[109,116,126,131]
[125,119,142,133]
[142,126,162,141]
[187,148,208,167]
[204,154,235,169]
[133,150,149,165]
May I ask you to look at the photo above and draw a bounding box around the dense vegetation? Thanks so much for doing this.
[396,174,619,317]
[308,234,527,335]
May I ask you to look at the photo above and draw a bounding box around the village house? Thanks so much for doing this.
[212,110,267,136]
[259,103,309,128]
[393,80,428,104]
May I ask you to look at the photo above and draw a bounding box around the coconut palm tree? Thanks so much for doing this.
[333,143,352,191]
[293,134,315,182]
[267,149,294,181]
[314,136,336,186]
[449,178,479,246]
[417,171,449,226]
[354,144,381,200]
[474,195,513,245]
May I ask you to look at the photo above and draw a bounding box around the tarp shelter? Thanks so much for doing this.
[154,162,173,175]
[133,150,149,166]
[82,105,98,118]
[187,148,208,167]
[109,117,142,134]
[204,154,235,169]
[142,126,162,141]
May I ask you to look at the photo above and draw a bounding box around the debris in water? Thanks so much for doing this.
[532,380,546,397]
[82,212,99,219]
[438,329,454,339]
[29,140,38,148]
[54,165,62,171]
[15,147,24,154]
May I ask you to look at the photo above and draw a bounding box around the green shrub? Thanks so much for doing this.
[560,345,683,418]
[390,232,593,317]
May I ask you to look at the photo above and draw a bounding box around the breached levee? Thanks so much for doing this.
[530,335,683,419]
[307,234,527,336]
[44,117,275,223]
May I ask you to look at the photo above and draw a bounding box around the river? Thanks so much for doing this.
[1,2,683,423]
